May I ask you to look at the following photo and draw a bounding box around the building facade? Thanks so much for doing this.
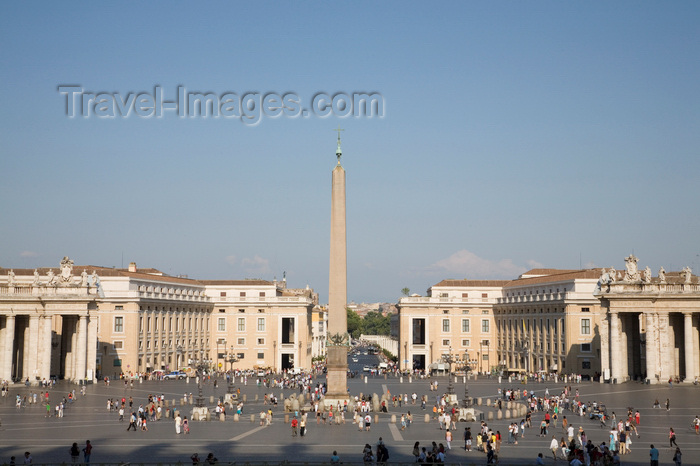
[397,280,507,373]
[399,259,700,383]
[494,269,602,378]
[0,257,318,384]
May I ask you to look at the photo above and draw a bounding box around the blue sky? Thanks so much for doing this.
[1,1,699,303]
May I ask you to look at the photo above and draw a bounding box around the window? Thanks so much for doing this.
[581,307,590,312]
[319,322,324,332]
[581,318,591,335]
[237,337,245,345]
[440,293,448,298]
[220,292,226,297]
[114,341,123,349]
[481,319,490,333]
[462,319,470,332]
[482,310,489,314]
[240,292,246,297]
[238,309,245,313]
[114,316,124,333]
[581,343,592,352]
[258,309,265,313]
[442,309,449,314]
[257,338,265,345]
[442,339,450,346]
[462,293,468,298]
[442,319,450,332]
[582,360,591,369]
[219,309,226,313]
[115,305,124,310]
[482,293,487,298]
[217,318,226,332]
[257,352,264,359]
[237,353,245,359]
[257,318,266,332]
[237,318,245,331]
[462,339,470,347]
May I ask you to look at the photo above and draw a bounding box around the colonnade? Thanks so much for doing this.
[0,312,97,384]
[601,310,699,383]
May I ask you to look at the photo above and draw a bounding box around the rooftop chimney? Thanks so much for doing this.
[128,262,137,273]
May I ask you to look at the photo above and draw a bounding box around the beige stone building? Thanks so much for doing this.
[397,280,507,373]
[0,257,317,384]
[494,269,602,378]
[203,279,316,373]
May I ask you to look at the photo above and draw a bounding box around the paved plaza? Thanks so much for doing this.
[1,374,700,465]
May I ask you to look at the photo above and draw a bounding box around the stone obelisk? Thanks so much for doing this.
[326,128,348,398]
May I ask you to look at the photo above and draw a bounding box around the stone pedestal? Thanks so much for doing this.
[191,406,208,421]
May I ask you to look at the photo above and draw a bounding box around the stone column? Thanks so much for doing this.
[684,312,696,382]
[3,315,15,381]
[39,315,52,382]
[600,312,609,382]
[619,314,629,381]
[86,314,97,382]
[27,315,40,382]
[657,314,671,382]
[610,311,622,382]
[644,313,658,382]
[74,315,87,382]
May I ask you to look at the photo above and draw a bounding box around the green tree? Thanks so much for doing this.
[347,308,364,339]
[401,287,410,296]
[363,311,391,335]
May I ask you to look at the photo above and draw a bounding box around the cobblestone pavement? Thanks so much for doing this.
[1,375,699,465]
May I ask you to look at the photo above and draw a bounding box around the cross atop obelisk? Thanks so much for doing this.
[334,126,344,163]
[326,129,348,399]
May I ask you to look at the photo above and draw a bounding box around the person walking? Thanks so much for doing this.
[82,441,92,464]
[669,427,678,448]
[445,429,452,450]
[69,443,80,463]
[464,427,472,451]
[550,436,559,460]
[183,416,189,434]
[291,416,298,436]
[127,412,137,431]
[175,413,182,434]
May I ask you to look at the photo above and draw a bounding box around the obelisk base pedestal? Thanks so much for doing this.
[325,345,348,398]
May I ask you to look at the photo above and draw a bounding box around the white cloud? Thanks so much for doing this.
[241,255,271,276]
[225,255,237,266]
[527,259,546,269]
[428,249,531,279]
[20,251,39,257]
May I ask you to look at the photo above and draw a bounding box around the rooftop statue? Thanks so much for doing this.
[681,266,693,284]
[623,254,641,282]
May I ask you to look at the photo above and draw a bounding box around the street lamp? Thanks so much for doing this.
[440,345,456,395]
[463,353,476,408]
[189,350,212,408]
[225,345,238,394]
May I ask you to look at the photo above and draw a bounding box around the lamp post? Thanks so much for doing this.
[440,345,456,395]
[225,345,238,395]
[463,353,476,408]
[176,344,184,371]
[189,350,211,408]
